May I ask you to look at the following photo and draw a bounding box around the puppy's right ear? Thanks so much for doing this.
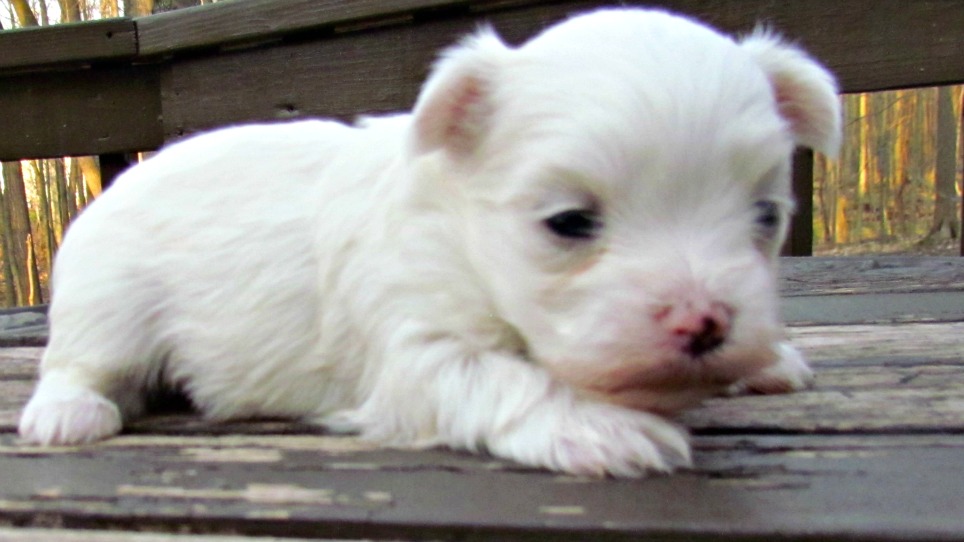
[409,28,512,158]
[739,31,842,157]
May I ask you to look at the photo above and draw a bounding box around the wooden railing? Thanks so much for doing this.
[2,0,963,255]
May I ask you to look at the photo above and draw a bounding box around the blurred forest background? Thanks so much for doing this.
[1,0,963,307]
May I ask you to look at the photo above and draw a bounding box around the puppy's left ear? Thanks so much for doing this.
[409,27,512,158]
[740,32,842,157]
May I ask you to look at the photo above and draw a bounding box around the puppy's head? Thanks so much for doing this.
[409,9,840,413]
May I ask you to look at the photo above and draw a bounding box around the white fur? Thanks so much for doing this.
[19,9,839,477]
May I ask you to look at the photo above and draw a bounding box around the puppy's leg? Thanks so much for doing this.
[322,331,690,477]
[19,303,156,446]
[728,341,814,395]
[18,368,123,446]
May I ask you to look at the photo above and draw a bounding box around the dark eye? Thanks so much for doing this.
[754,200,782,235]
[544,209,602,240]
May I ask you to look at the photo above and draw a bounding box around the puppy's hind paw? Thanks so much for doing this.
[19,383,122,446]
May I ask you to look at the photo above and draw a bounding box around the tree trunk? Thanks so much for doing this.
[873,92,891,240]
[66,158,81,220]
[1,161,42,306]
[0,182,15,307]
[77,156,103,197]
[100,0,120,18]
[923,86,960,243]
[26,233,42,305]
[892,90,911,238]
[124,0,154,16]
[36,0,50,25]
[50,159,70,242]
[814,153,834,245]
[959,87,964,256]
[59,0,83,22]
[31,160,56,282]
[10,0,39,26]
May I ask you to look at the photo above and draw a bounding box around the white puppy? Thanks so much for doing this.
[19,8,839,477]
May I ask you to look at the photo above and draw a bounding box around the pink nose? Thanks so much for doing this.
[655,301,733,358]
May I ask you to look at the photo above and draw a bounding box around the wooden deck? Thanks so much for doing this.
[1,256,962,541]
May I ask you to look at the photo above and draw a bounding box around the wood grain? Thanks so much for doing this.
[159,0,964,139]
[1,432,963,540]
[0,528,321,542]
[656,0,964,91]
[780,256,964,296]
[135,0,459,56]
[141,0,964,91]
[0,66,162,161]
[0,20,136,72]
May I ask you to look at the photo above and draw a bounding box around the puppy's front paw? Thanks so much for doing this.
[19,377,122,446]
[490,400,691,478]
[728,342,814,396]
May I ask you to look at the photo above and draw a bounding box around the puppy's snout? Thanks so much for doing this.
[655,301,733,358]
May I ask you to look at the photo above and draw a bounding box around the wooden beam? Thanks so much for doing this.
[646,0,964,92]
[135,0,461,56]
[143,0,964,91]
[156,0,964,142]
[0,66,162,160]
[0,19,136,72]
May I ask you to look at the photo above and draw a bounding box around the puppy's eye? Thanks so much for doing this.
[544,209,602,240]
[754,200,782,236]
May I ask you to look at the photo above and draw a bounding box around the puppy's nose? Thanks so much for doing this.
[655,301,733,358]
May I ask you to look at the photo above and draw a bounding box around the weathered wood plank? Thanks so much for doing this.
[780,257,964,296]
[135,0,460,56]
[1,432,963,540]
[0,528,322,542]
[140,0,964,93]
[792,322,964,365]
[783,291,964,325]
[0,348,40,379]
[0,66,162,161]
[0,309,47,348]
[157,0,964,141]
[658,0,964,92]
[0,19,136,72]
[156,12,462,139]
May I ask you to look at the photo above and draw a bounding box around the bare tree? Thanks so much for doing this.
[1,162,43,305]
[0,179,15,306]
[123,0,153,16]
[100,0,119,18]
[9,0,38,26]
[59,0,83,22]
[923,86,961,244]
